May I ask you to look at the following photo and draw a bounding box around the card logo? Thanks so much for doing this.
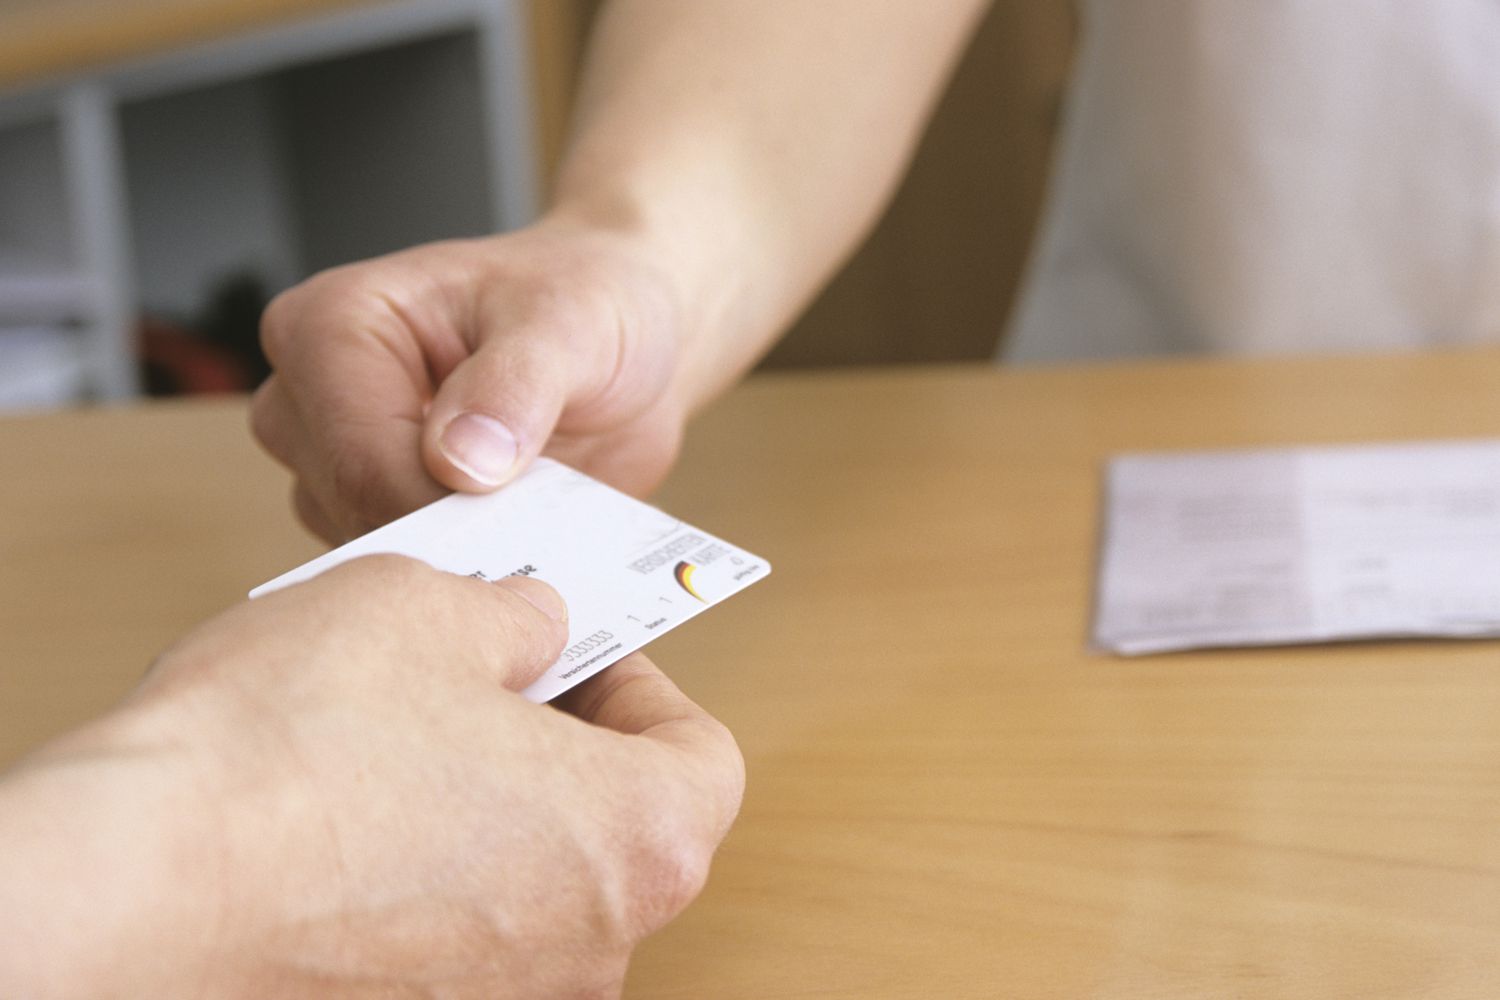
[673,561,705,602]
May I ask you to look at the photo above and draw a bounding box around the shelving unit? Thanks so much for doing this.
[0,0,539,408]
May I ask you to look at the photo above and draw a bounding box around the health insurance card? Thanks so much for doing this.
[251,458,771,702]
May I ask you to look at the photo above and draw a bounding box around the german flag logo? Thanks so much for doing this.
[673,561,705,602]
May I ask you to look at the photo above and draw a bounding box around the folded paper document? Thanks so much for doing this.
[1094,440,1500,654]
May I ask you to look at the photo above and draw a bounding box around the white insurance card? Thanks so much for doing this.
[252,458,771,702]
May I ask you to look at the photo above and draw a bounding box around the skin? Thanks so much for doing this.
[0,2,988,989]
[0,557,744,998]
[251,0,992,542]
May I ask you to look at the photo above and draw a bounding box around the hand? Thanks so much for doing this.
[0,556,744,998]
[251,219,688,542]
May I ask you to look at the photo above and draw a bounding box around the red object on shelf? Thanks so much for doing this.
[138,318,250,395]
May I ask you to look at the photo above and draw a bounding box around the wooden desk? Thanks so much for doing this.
[4,352,1500,996]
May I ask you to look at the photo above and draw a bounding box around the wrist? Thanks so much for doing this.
[511,206,704,418]
[537,187,776,413]
[0,710,232,997]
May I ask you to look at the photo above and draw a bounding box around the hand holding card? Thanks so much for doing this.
[253,459,770,701]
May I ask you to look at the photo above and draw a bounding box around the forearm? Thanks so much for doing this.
[0,720,225,998]
[549,0,991,408]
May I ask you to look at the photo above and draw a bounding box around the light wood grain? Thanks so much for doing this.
[4,350,1500,996]
[0,398,324,762]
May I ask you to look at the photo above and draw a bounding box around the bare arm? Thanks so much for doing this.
[253,1,989,539]
[558,0,992,406]
[0,564,742,996]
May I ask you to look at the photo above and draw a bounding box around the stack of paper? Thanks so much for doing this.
[1094,440,1500,654]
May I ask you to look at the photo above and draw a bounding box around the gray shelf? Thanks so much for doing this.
[0,0,538,409]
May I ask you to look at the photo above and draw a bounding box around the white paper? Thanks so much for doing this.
[253,459,771,701]
[1094,440,1500,654]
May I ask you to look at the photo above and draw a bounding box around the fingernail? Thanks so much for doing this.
[499,576,567,622]
[439,412,518,487]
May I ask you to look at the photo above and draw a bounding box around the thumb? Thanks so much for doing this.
[421,327,583,492]
[556,654,746,841]
[480,575,573,691]
[291,557,571,692]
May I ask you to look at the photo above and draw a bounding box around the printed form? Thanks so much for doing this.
[1094,440,1500,654]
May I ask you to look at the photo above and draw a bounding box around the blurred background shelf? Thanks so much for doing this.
[0,270,97,325]
[0,0,540,411]
[0,0,1079,412]
[0,327,88,410]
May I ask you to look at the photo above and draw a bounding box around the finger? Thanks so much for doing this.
[289,556,571,690]
[557,654,745,838]
[542,395,684,499]
[261,290,451,536]
[291,482,346,545]
[252,379,346,543]
[482,574,572,690]
[253,376,402,542]
[319,414,438,540]
[420,326,578,492]
[247,374,299,469]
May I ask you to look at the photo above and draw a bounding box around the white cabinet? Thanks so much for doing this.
[0,0,538,409]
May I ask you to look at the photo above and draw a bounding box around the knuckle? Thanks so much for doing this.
[247,381,284,455]
[329,552,435,598]
[703,720,748,828]
[636,818,715,925]
[286,554,439,635]
[327,443,391,526]
[257,290,300,363]
[618,728,745,931]
[620,790,718,933]
[247,390,274,450]
[258,266,366,363]
[468,584,568,679]
[492,583,564,636]
[292,485,344,546]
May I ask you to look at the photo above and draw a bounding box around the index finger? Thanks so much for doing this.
[556,654,745,836]
[255,278,452,537]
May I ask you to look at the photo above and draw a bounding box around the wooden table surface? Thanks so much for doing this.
[4,352,1500,997]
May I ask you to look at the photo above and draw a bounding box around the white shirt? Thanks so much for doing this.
[1003,0,1500,363]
